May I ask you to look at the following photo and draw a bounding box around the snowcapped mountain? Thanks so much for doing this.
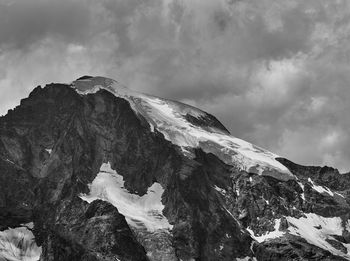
[72,76,294,181]
[0,76,349,261]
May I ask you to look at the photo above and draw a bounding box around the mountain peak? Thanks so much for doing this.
[70,76,294,181]
[76,75,94,80]
[72,76,130,96]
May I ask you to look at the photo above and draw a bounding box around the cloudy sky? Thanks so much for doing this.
[1,0,350,172]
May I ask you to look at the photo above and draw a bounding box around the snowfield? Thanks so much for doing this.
[80,162,172,232]
[247,214,350,260]
[72,76,295,181]
[287,213,350,260]
[0,223,42,261]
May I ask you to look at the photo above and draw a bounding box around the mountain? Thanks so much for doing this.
[0,76,349,261]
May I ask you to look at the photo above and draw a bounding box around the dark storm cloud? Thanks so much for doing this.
[0,0,91,50]
[1,0,350,171]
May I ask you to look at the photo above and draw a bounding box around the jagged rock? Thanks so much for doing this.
[36,199,149,261]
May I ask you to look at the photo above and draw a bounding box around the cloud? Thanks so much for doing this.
[1,0,350,171]
[0,0,92,50]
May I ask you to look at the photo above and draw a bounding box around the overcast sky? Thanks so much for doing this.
[1,0,350,172]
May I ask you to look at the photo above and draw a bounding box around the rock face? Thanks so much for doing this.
[0,76,349,261]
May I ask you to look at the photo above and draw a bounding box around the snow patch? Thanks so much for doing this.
[297,182,306,201]
[247,219,285,243]
[74,84,103,95]
[236,188,240,196]
[0,223,42,261]
[45,149,52,154]
[223,207,243,231]
[214,185,226,195]
[80,162,172,232]
[236,257,257,261]
[335,192,345,198]
[3,158,15,165]
[308,178,334,196]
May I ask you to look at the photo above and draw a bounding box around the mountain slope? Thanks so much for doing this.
[0,76,349,261]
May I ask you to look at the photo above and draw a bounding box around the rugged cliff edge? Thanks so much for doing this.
[0,76,349,261]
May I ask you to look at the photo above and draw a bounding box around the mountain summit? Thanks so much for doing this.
[0,76,349,261]
[72,76,294,181]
